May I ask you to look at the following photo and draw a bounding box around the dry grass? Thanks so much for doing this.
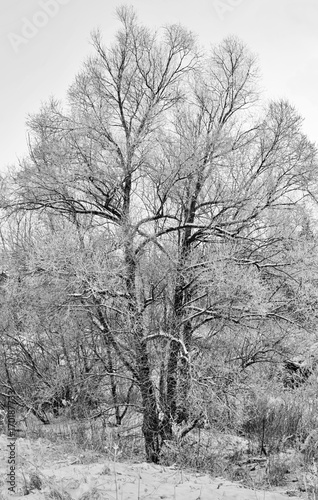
[8,376,318,498]
[25,411,144,462]
[302,461,318,500]
[45,488,73,500]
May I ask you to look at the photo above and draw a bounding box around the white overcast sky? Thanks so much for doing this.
[1,0,317,172]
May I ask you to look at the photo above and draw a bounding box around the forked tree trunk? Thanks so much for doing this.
[124,223,162,462]
[164,176,202,426]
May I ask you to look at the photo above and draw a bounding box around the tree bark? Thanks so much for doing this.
[125,235,162,462]
[137,343,161,463]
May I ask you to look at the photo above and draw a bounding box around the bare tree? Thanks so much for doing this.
[2,8,318,462]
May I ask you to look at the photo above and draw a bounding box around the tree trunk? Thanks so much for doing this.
[105,341,122,426]
[158,340,179,441]
[165,280,192,425]
[137,345,161,463]
[176,318,192,423]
